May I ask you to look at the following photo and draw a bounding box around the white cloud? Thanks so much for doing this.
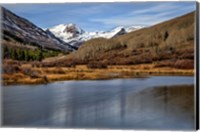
[91,14,169,26]
[90,2,195,27]
[129,3,177,15]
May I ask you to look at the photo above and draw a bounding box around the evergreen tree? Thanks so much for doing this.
[38,50,43,61]
[3,46,8,58]
[11,49,17,60]
[25,50,29,61]
[21,50,25,60]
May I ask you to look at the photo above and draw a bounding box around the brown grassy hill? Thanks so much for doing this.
[44,11,195,69]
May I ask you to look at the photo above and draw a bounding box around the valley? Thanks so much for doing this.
[1,7,195,85]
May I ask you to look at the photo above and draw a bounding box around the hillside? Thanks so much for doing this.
[49,11,194,69]
[1,7,76,61]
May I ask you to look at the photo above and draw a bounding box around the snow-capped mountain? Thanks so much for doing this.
[47,23,85,42]
[47,23,144,48]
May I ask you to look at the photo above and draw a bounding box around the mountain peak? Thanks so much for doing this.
[47,23,144,48]
[63,23,85,35]
[66,23,76,27]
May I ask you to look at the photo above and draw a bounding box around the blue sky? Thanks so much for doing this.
[2,2,196,31]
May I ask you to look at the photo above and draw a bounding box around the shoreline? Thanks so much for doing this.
[3,74,194,86]
[2,64,194,86]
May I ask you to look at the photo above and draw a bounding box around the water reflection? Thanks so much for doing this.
[3,76,194,130]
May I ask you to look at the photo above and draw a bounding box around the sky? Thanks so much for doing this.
[2,2,196,32]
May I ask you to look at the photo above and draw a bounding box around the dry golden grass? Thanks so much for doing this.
[2,63,194,85]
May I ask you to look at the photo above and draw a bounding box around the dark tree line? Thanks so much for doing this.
[3,46,44,61]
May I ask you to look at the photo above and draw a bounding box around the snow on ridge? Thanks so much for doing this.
[47,23,144,47]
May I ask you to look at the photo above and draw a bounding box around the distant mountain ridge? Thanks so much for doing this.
[47,23,144,48]
[1,7,144,51]
[1,7,76,52]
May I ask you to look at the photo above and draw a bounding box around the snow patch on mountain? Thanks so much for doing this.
[47,23,144,47]
[2,7,75,51]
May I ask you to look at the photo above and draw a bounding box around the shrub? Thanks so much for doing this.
[55,67,65,74]
[178,52,194,59]
[3,59,21,65]
[87,62,107,69]
[2,64,20,74]
[163,31,169,41]
[154,60,175,68]
[31,61,42,67]
[30,71,40,78]
[41,62,56,67]
[174,59,194,69]
[20,67,40,78]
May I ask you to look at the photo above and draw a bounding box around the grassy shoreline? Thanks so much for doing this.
[2,64,194,86]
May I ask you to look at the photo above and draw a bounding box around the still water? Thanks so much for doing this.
[2,76,195,130]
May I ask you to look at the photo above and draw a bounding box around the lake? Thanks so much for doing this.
[2,76,195,130]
